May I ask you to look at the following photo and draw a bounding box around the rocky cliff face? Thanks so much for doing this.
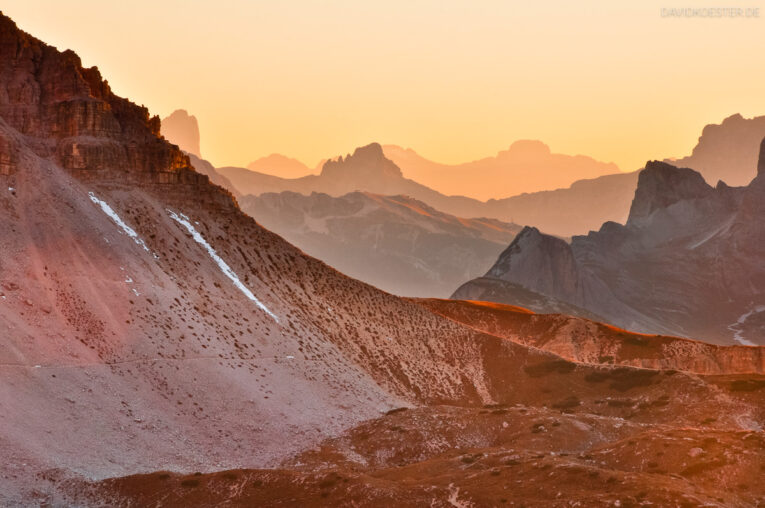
[0,14,207,188]
[486,226,580,302]
[454,155,765,345]
[627,161,714,225]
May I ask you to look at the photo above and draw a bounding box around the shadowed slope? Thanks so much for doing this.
[239,190,522,297]
[454,159,765,345]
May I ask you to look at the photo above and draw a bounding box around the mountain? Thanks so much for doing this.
[667,113,765,187]
[247,153,316,179]
[186,152,239,195]
[181,114,765,239]
[0,14,535,501]
[160,109,201,157]
[455,155,765,345]
[421,298,765,374]
[239,191,522,297]
[160,110,237,193]
[383,140,620,201]
[482,171,640,237]
[219,142,489,217]
[219,144,637,237]
[4,12,765,506]
[63,298,765,506]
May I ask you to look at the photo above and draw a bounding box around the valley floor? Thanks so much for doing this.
[62,401,765,507]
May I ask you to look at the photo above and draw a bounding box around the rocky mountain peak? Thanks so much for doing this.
[352,141,385,159]
[320,142,403,180]
[161,109,201,157]
[627,161,712,225]
[486,226,580,302]
[758,136,765,176]
[666,113,765,186]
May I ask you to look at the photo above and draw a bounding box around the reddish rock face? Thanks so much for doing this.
[0,128,18,175]
[0,14,193,182]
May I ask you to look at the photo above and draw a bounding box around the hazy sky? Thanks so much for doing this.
[4,1,765,170]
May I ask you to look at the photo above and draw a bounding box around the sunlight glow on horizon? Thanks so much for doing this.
[3,0,765,170]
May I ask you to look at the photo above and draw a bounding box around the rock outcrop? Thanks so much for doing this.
[627,161,713,225]
[0,14,207,188]
[485,226,580,302]
[454,155,765,345]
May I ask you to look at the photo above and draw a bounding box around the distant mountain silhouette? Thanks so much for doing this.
[160,109,201,157]
[667,113,765,187]
[481,171,640,237]
[219,143,635,236]
[201,115,765,238]
[383,140,620,200]
[240,191,522,297]
[160,110,236,193]
[247,153,317,179]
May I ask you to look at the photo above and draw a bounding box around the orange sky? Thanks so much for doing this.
[3,1,765,170]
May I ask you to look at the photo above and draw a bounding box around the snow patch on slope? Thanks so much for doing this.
[687,216,735,250]
[168,209,279,322]
[89,192,149,252]
[727,305,765,346]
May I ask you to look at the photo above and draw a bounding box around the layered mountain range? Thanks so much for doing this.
[217,141,637,237]
[382,140,620,200]
[455,153,765,345]
[240,191,522,297]
[201,113,765,238]
[3,13,765,507]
